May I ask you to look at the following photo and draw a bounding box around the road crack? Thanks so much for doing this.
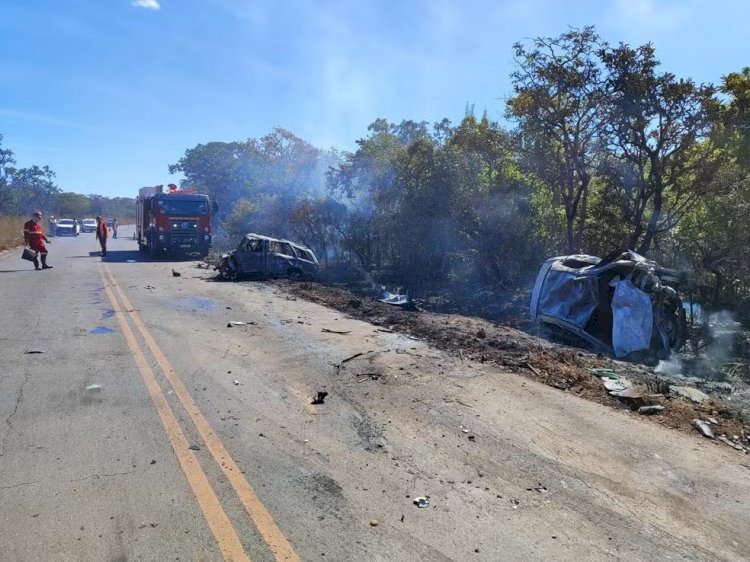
[0,371,30,457]
[0,470,139,491]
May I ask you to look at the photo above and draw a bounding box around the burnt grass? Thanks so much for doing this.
[274,279,749,444]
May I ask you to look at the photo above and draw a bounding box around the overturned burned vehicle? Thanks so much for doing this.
[217,233,319,281]
[530,250,687,359]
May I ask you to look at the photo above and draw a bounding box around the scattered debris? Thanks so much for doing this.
[717,435,747,451]
[468,435,476,442]
[638,405,665,415]
[369,519,379,527]
[227,321,249,327]
[671,386,710,404]
[24,350,45,354]
[85,384,103,392]
[381,287,412,308]
[322,328,351,335]
[172,269,181,277]
[413,497,430,508]
[311,391,328,405]
[692,419,714,439]
[188,445,201,451]
[150,460,156,464]
[232,380,240,385]
[587,368,618,378]
[525,364,542,377]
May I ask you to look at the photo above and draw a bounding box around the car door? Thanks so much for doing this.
[235,237,266,274]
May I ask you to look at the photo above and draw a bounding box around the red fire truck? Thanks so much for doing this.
[136,184,217,258]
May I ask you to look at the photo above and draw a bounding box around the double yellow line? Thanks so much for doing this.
[99,264,298,562]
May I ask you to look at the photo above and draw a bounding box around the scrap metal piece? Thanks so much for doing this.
[692,419,715,439]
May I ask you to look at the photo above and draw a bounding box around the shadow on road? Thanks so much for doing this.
[64,250,147,263]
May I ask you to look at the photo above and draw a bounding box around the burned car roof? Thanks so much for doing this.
[530,250,688,359]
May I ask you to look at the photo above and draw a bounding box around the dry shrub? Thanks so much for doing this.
[0,216,24,252]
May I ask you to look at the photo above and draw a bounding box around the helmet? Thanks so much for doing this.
[32,211,42,218]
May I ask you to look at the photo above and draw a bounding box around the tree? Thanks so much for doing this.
[599,42,723,254]
[54,192,91,217]
[722,67,750,170]
[0,135,60,216]
[508,26,605,253]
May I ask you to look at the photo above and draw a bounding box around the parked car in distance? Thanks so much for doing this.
[81,218,97,233]
[218,233,319,281]
[54,219,79,237]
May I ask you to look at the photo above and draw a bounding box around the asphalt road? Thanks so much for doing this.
[1,227,750,561]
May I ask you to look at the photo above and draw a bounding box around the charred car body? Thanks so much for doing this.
[218,233,319,281]
[530,250,687,359]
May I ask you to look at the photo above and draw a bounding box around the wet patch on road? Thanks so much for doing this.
[90,326,114,334]
[171,296,218,313]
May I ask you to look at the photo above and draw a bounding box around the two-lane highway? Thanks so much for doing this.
[2,227,750,561]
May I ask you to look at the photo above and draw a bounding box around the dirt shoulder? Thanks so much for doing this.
[276,279,750,450]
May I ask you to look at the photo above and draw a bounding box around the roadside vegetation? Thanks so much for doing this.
[3,26,749,323]
[0,216,24,252]
[172,28,750,324]
[0,134,135,224]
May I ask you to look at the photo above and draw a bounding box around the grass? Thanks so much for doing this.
[0,216,26,252]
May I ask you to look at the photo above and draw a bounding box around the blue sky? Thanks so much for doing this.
[1,0,748,198]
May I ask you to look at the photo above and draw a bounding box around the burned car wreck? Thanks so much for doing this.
[217,233,319,281]
[530,250,687,359]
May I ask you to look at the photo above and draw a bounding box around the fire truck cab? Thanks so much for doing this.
[136,184,216,259]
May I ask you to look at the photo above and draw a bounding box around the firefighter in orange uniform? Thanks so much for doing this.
[23,210,53,270]
[96,215,109,257]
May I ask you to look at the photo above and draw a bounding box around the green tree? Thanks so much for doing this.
[599,42,723,254]
[508,26,605,253]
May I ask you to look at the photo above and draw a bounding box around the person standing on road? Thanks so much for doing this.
[23,211,53,270]
[112,218,118,239]
[96,215,109,257]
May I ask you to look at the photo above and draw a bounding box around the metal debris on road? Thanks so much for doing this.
[85,384,103,392]
[232,380,240,385]
[228,321,248,326]
[311,391,328,405]
[413,497,430,508]
[692,419,714,439]
[24,350,46,354]
[717,435,747,451]
[188,445,201,451]
[322,328,351,335]
[637,405,665,415]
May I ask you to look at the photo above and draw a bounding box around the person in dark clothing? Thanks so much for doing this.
[96,215,109,257]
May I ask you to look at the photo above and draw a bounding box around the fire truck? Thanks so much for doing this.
[136,184,216,258]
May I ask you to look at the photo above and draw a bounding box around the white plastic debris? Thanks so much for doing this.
[413,497,430,508]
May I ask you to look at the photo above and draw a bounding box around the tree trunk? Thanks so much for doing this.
[637,189,663,255]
